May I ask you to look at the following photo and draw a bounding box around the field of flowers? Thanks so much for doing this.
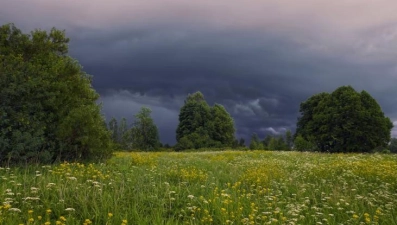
[1,151,397,225]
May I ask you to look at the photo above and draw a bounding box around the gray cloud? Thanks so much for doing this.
[1,0,397,144]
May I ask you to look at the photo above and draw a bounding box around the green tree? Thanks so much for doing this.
[389,138,397,153]
[117,117,130,149]
[285,130,293,150]
[294,135,315,151]
[130,107,160,151]
[210,104,235,146]
[262,135,273,149]
[176,92,212,142]
[0,23,112,163]
[276,136,288,150]
[108,117,119,143]
[175,92,236,150]
[267,137,277,150]
[238,138,245,147]
[295,86,393,153]
[249,133,260,150]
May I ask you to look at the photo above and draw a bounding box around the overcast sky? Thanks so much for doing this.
[2,0,397,144]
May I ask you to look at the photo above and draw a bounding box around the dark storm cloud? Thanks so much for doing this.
[1,0,397,143]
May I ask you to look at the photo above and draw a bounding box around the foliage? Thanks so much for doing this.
[107,117,119,144]
[238,137,245,147]
[0,23,112,164]
[262,135,272,148]
[285,130,293,150]
[259,131,291,151]
[175,92,235,150]
[389,138,397,153]
[130,107,160,151]
[107,108,161,151]
[118,117,129,149]
[1,151,397,224]
[210,104,236,146]
[295,86,393,153]
[249,133,261,150]
[294,135,316,151]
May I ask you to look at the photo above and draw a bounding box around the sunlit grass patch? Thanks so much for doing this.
[239,162,285,186]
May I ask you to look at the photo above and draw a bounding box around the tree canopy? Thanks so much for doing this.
[295,86,393,152]
[0,24,112,163]
[175,92,235,150]
[130,107,160,151]
[389,138,397,153]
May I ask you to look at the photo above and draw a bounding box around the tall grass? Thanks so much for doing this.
[1,151,396,224]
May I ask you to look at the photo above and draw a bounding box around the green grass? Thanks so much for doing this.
[1,151,397,225]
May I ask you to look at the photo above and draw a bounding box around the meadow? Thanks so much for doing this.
[0,151,396,225]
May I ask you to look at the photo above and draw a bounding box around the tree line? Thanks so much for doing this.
[107,107,161,151]
[1,24,396,164]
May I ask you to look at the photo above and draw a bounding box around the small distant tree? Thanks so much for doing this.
[249,133,260,150]
[267,137,277,150]
[118,118,129,149]
[276,136,288,150]
[285,130,293,150]
[130,107,160,151]
[108,117,119,143]
[239,138,245,147]
[232,139,239,149]
[262,135,272,150]
[389,138,397,153]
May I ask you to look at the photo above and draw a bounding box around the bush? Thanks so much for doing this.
[0,24,112,164]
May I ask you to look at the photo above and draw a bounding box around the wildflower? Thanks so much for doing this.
[46,209,52,214]
[30,187,39,191]
[65,208,75,212]
[108,213,113,217]
[188,195,194,199]
[9,208,21,212]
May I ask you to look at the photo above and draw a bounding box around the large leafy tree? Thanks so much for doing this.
[210,104,235,146]
[175,92,236,150]
[176,92,212,142]
[0,23,112,163]
[295,86,393,152]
